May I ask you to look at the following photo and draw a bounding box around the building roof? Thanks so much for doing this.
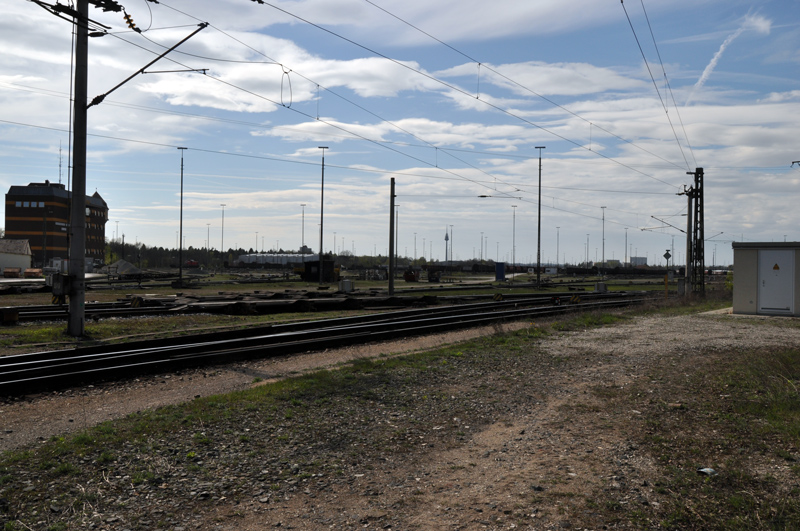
[6,181,107,209]
[0,239,32,256]
[732,242,799,249]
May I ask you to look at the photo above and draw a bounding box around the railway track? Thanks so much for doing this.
[0,295,650,396]
[1,290,621,322]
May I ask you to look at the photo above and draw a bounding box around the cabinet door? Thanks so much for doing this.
[758,250,794,314]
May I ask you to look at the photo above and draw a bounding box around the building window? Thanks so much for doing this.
[23,202,29,207]
[39,202,44,207]
[15,201,21,207]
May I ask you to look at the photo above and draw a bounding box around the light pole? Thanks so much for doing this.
[178,147,187,287]
[480,231,484,261]
[255,232,258,255]
[625,228,628,268]
[556,226,560,275]
[449,225,454,265]
[220,204,226,255]
[586,234,589,268]
[601,206,606,274]
[206,223,210,267]
[535,146,545,287]
[512,205,517,281]
[444,227,449,265]
[318,146,328,284]
[300,203,306,251]
[395,208,400,272]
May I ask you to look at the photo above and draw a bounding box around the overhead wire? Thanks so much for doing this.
[638,0,697,168]
[0,116,665,230]
[620,0,691,171]
[148,1,539,197]
[117,0,688,221]
[18,0,687,232]
[363,0,689,173]
[1,76,708,176]
[116,4,540,199]
[238,0,682,190]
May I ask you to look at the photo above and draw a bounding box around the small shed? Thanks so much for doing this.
[732,242,800,316]
[0,239,32,274]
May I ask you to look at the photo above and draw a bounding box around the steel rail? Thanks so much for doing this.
[0,297,647,395]
[1,289,624,322]
[1,292,635,365]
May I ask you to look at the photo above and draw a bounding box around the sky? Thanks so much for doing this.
[1,0,799,267]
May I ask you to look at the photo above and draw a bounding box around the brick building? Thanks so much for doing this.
[4,181,108,267]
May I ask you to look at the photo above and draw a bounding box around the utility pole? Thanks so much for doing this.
[220,204,226,255]
[556,227,560,273]
[691,167,705,295]
[535,146,545,287]
[681,168,705,295]
[624,228,628,268]
[300,203,306,250]
[58,1,204,334]
[388,179,395,295]
[449,225,454,266]
[444,227,449,265]
[395,209,400,272]
[67,0,90,337]
[601,206,606,274]
[318,146,328,284]
[512,205,517,281]
[178,147,186,287]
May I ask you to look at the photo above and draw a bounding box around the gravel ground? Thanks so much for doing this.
[2,306,800,530]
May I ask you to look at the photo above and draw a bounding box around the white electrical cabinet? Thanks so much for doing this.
[733,242,800,316]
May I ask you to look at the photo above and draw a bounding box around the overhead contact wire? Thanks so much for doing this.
[621,0,691,172]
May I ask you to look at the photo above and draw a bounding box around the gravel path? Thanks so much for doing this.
[3,308,800,530]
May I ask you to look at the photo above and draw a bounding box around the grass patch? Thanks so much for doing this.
[611,342,800,530]
[0,292,760,530]
[723,348,800,441]
[550,310,631,332]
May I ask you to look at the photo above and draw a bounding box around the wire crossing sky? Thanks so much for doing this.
[1,0,798,267]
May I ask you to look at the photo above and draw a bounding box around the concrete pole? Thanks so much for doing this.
[318,147,327,284]
[178,147,186,286]
[68,0,88,337]
[535,146,545,286]
[388,178,395,295]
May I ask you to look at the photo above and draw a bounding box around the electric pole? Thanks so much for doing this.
[681,168,705,295]
[67,0,91,337]
[388,179,395,295]
[54,0,202,336]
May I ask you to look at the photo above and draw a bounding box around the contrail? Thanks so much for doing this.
[685,14,771,106]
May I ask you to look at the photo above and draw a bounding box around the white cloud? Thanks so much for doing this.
[439,62,647,97]
[761,90,800,103]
